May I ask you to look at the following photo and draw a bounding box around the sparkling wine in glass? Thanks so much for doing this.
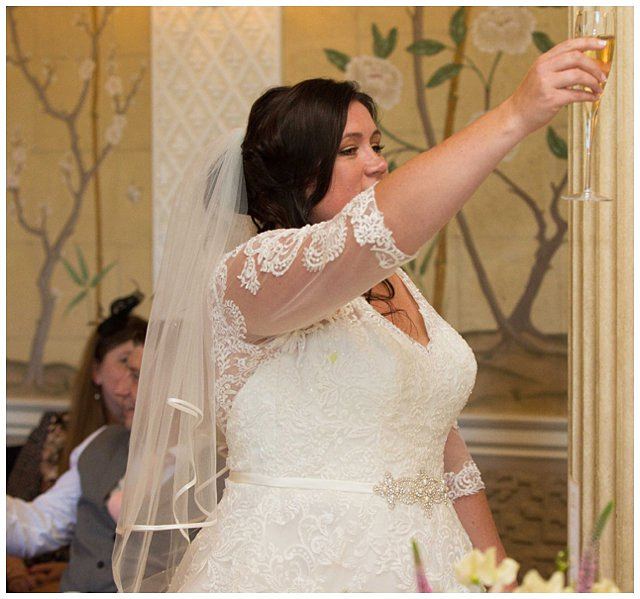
[562,8,615,202]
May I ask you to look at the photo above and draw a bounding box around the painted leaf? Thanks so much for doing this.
[450,7,466,46]
[426,63,463,88]
[324,49,350,72]
[388,159,397,173]
[532,31,554,53]
[547,127,568,160]
[406,39,446,56]
[89,260,117,287]
[372,23,398,58]
[63,290,87,317]
[61,257,84,286]
[75,245,89,283]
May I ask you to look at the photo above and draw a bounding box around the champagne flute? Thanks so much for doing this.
[562,8,615,202]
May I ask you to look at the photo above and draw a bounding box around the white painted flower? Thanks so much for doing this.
[58,152,74,173]
[127,184,142,204]
[7,172,20,191]
[344,55,403,110]
[105,114,127,146]
[471,7,536,55]
[105,76,123,97]
[592,578,621,593]
[79,59,96,81]
[12,146,27,165]
[514,569,572,593]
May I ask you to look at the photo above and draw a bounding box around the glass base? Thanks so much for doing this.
[561,190,613,202]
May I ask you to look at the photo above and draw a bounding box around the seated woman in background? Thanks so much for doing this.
[6,292,147,593]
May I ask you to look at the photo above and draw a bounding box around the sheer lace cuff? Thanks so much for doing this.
[444,459,485,501]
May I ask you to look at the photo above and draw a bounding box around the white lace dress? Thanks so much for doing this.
[169,187,477,592]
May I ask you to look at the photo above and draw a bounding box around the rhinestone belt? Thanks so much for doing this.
[373,470,449,516]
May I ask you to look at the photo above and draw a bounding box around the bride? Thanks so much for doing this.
[113,37,607,592]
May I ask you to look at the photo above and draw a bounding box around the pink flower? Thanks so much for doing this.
[411,539,432,592]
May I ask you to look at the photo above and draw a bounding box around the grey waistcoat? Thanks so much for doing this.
[60,425,129,593]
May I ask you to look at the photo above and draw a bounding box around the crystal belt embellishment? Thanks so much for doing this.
[374,470,448,516]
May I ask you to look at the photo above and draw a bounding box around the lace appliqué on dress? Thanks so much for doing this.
[444,459,485,501]
[343,186,408,268]
[237,187,407,295]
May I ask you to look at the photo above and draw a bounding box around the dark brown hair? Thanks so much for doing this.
[242,78,377,232]
[243,78,398,311]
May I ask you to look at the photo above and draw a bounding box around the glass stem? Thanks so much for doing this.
[583,102,600,197]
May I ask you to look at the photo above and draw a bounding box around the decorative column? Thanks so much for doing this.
[150,6,281,277]
[567,6,633,591]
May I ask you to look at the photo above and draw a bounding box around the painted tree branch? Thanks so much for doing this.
[432,7,469,315]
[410,7,437,149]
[7,7,145,389]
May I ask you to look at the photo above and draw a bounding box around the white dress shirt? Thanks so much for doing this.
[6,426,106,558]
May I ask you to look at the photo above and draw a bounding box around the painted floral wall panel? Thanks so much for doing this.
[6,7,282,396]
[7,7,152,394]
[283,6,569,417]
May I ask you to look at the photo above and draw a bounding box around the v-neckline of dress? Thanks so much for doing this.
[358,269,434,355]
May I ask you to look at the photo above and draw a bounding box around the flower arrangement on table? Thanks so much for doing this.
[413,501,620,592]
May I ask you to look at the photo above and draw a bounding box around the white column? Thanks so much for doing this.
[567,6,633,591]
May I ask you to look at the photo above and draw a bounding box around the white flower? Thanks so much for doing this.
[592,578,621,593]
[455,547,519,591]
[514,570,572,593]
[126,184,142,204]
[58,152,74,173]
[12,146,27,165]
[105,76,123,97]
[105,114,127,146]
[455,547,497,587]
[471,7,536,55]
[344,55,403,110]
[79,59,96,81]
[7,172,20,191]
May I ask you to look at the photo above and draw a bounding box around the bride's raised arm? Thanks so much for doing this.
[376,36,607,254]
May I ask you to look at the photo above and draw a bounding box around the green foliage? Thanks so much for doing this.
[555,548,570,573]
[591,500,614,542]
[60,245,117,317]
[372,23,398,58]
[406,39,446,56]
[324,48,350,72]
[449,7,467,46]
[427,63,464,88]
[547,127,568,160]
[532,31,555,53]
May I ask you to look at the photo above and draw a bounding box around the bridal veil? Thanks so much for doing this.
[112,129,254,592]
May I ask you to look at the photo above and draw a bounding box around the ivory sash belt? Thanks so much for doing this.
[228,469,449,516]
[228,471,373,494]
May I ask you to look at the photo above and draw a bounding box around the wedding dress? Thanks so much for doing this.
[168,186,477,593]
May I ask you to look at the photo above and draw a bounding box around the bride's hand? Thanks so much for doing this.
[505,37,608,136]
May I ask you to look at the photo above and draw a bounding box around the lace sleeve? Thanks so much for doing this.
[444,460,485,501]
[221,186,414,339]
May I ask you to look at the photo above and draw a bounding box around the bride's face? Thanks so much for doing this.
[310,101,388,223]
